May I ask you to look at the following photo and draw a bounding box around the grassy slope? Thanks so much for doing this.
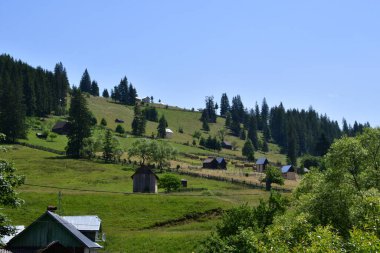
[1,145,269,252]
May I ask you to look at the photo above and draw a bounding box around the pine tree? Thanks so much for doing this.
[286,127,298,166]
[201,96,217,123]
[103,129,115,163]
[102,89,109,98]
[0,72,26,142]
[247,115,259,150]
[225,111,231,128]
[202,118,210,131]
[53,62,69,115]
[242,139,255,161]
[262,139,269,152]
[261,98,269,131]
[118,77,128,104]
[220,93,230,117]
[131,104,146,136]
[66,88,92,158]
[91,80,99,96]
[79,69,92,93]
[157,115,168,138]
[127,83,137,105]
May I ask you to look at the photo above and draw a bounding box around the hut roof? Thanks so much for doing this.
[216,157,226,164]
[281,165,294,173]
[61,216,101,232]
[52,121,68,130]
[203,158,215,164]
[165,128,173,133]
[256,157,269,165]
[131,167,158,179]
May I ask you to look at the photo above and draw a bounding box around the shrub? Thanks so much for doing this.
[115,125,125,134]
[159,174,181,192]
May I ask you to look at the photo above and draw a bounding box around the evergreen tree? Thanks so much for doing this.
[262,139,269,152]
[269,103,287,148]
[315,133,330,156]
[66,88,92,158]
[202,118,210,131]
[100,118,107,127]
[286,127,298,166]
[103,129,115,163]
[247,115,259,150]
[90,80,99,96]
[242,139,255,161]
[220,93,230,117]
[157,115,168,138]
[201,96,217,123]
[127,83,137,105]
[131,104,146,136]
[231,95,245,124]
[118,77,128,104]
[79,69,92,93]
[261,97,269,131]
[0,71,26,142]
[240,129,246,140]
[53,62,69,115]
[255,102,261,130]
[102,89,109,98]
[225,111,231,128]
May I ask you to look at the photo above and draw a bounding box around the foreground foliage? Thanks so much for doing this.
[202,128,380,252]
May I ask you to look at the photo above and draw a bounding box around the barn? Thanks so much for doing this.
[203,157,227,170]
[131,167,158,193]
[255,157,269,172]
[52,121,70,135]
[6,211,102,253]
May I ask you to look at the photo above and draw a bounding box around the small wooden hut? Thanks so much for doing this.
[52,121,70,135]
[255,157,269,172]
[131,167,158,193]
[281,165,296,180]
[202,157,227,170]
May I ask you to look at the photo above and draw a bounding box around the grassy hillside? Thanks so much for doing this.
[1,145,270,252]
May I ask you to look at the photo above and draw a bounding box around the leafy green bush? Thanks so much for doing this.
[159,174,181,192]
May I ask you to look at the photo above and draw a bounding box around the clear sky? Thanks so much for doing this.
[1,1,379,126]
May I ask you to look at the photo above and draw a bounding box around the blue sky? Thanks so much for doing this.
[1,1,379,126]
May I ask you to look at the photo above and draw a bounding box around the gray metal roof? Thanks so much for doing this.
[281,165,294,173]
[47,212,102,249]
[256,157,268,165]
[216,157,225,164]
[62,216,101,231]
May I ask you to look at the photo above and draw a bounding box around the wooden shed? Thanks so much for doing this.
[221,141,233,150]
[255,157,269,172]
[52,121,70,135]
[6,211,102,253]
[281,165,296,180]
[203,157,227,170]
[131,167,158,193]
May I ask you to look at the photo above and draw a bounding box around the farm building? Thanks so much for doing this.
[115,118,124,123]
[142,96,151,103]
[281,165,297,180]
[221,141,233,150]
[165,128,173,138]
[131,167,158,193]
[255,157,269,172]
[203,157,227,170]
[6,211,102,253]
[52,121,70,135]
[61,215,103,242]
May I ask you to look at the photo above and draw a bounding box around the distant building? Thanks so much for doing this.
[165,128,173,138]
[221,141,233,150]
[255,157,269,172]
[131,167,158,193]
[52,121,70,135]
[281,165,296,180]
[203,157,227,170]
[6,210,102,253]
[142,96,151,104]
[115,118,124,123]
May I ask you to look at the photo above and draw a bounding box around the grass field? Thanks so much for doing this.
[1,145,271,252]
[21,95,287,165]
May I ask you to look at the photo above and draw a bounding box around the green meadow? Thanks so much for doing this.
[1,145,270,252]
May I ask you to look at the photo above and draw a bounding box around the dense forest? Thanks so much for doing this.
[202,93,370,164]
[0,54,69,141]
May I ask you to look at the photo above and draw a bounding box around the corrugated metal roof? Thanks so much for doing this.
[131,167,158,179]
[203,158,214,163]
[256,157,268,165]
[47,212,102,249]
[281,165,294,173]
[216,157,225,164]
[0,226,24,245]
[62,216,101,231]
